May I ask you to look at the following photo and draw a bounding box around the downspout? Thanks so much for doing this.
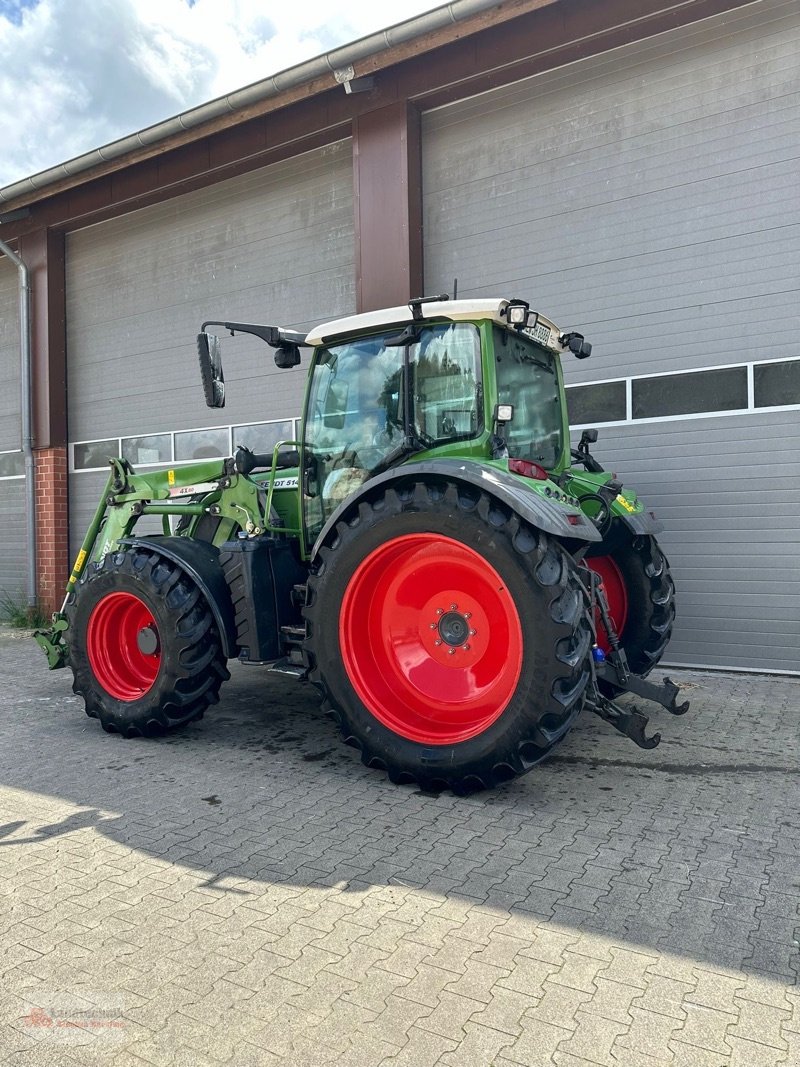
[0,237,36,609]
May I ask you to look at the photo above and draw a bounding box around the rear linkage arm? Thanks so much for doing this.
[578,566,690,750]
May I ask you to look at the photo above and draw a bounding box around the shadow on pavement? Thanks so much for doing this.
[1,631,798,985]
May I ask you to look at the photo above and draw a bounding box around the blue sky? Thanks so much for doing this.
[0,0,37,24]
[0,0,441,187]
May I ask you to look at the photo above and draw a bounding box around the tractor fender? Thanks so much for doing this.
[311,458,601,559]
[614,509,664,536]
[117,536,238,658]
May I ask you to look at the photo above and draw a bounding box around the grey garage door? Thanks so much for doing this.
[422,0,800,672]
[0,256,27,603]
[66,138,355,555]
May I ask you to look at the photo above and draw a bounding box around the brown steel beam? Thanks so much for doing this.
[17,230,67,449]
[353,102,423,312]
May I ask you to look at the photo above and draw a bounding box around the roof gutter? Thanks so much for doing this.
[0,0,505,207]
[0,237,37,610]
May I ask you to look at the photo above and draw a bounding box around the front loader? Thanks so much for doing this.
[36,295,688,792]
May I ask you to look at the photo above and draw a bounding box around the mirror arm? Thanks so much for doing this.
[201,321,309,348]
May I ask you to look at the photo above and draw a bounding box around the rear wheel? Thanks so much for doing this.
[304,480,593,792]
[586,529,675,678]
[66,547,229,736]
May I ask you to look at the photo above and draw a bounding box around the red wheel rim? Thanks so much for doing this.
[339,534,523,745]
[586,556,628,654]
[86,592,161,700]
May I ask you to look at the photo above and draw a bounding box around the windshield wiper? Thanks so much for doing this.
[514,353,554,373]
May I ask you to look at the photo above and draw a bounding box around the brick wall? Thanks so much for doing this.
[34,446,69,614]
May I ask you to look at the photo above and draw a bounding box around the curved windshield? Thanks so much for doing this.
[303,322,482,539]
[494,327,563,469]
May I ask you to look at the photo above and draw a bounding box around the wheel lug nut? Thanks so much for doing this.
[434,639,442,646]
[469,629,476,636]
[463,644,470,651]
[436,608,443,615]
[430,623,437,629]
[450,603,458,610]
[448,648,456,656]
[464,612,472,619]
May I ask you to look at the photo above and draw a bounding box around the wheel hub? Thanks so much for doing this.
[438,609,470,647]
[420,592,484,667]
[137,624,160,657]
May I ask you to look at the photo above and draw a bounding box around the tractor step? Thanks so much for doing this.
[280,624,306,656]
[279,623,307,674]
[291,583,307,610]
[266,656,307,679]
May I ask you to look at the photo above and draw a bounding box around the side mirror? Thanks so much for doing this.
[274,344,301,369]
[561,331,593,359]
[197,332,225,408]
[577,428,599,457]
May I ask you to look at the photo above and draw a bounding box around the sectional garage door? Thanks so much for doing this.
[66,138,355,554]
[422,0,800,672]
[0,257,27,603]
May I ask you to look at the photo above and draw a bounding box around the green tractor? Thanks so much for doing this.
[36,295,688,792]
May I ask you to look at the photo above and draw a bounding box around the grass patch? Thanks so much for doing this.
[0,590,49,629]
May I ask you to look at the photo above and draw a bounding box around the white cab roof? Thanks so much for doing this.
[305,298,562,349]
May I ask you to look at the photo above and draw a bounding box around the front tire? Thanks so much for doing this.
[304,480,593,792]
[66,546,230,736]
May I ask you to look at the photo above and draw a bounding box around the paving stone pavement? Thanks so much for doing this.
[0,628,798,1067]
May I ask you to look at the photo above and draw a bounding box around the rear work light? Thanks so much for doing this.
[509,458,548,481]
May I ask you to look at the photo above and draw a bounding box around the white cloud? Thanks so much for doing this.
[0,0,441,187]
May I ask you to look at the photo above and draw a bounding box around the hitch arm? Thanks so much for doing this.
[597,665,690,716]
[585,694,662,750]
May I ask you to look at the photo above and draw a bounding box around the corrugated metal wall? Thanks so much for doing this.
[0,256,27,603]
[582,414,800,673]
[422,0,800,672]
[66,138,355,553]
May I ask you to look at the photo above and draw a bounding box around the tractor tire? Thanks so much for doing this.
[304,480,593,793]
[586,529,675,680]
[66,546,230,736]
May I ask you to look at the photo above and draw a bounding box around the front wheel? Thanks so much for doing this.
[66,546,230,736]
[304,480,593,792]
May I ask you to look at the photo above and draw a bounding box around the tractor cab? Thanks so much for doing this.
[300,296,583,542]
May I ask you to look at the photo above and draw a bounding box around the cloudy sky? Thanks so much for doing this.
[0,0,442,188]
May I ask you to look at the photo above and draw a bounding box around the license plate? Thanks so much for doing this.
[524,321,552,346]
